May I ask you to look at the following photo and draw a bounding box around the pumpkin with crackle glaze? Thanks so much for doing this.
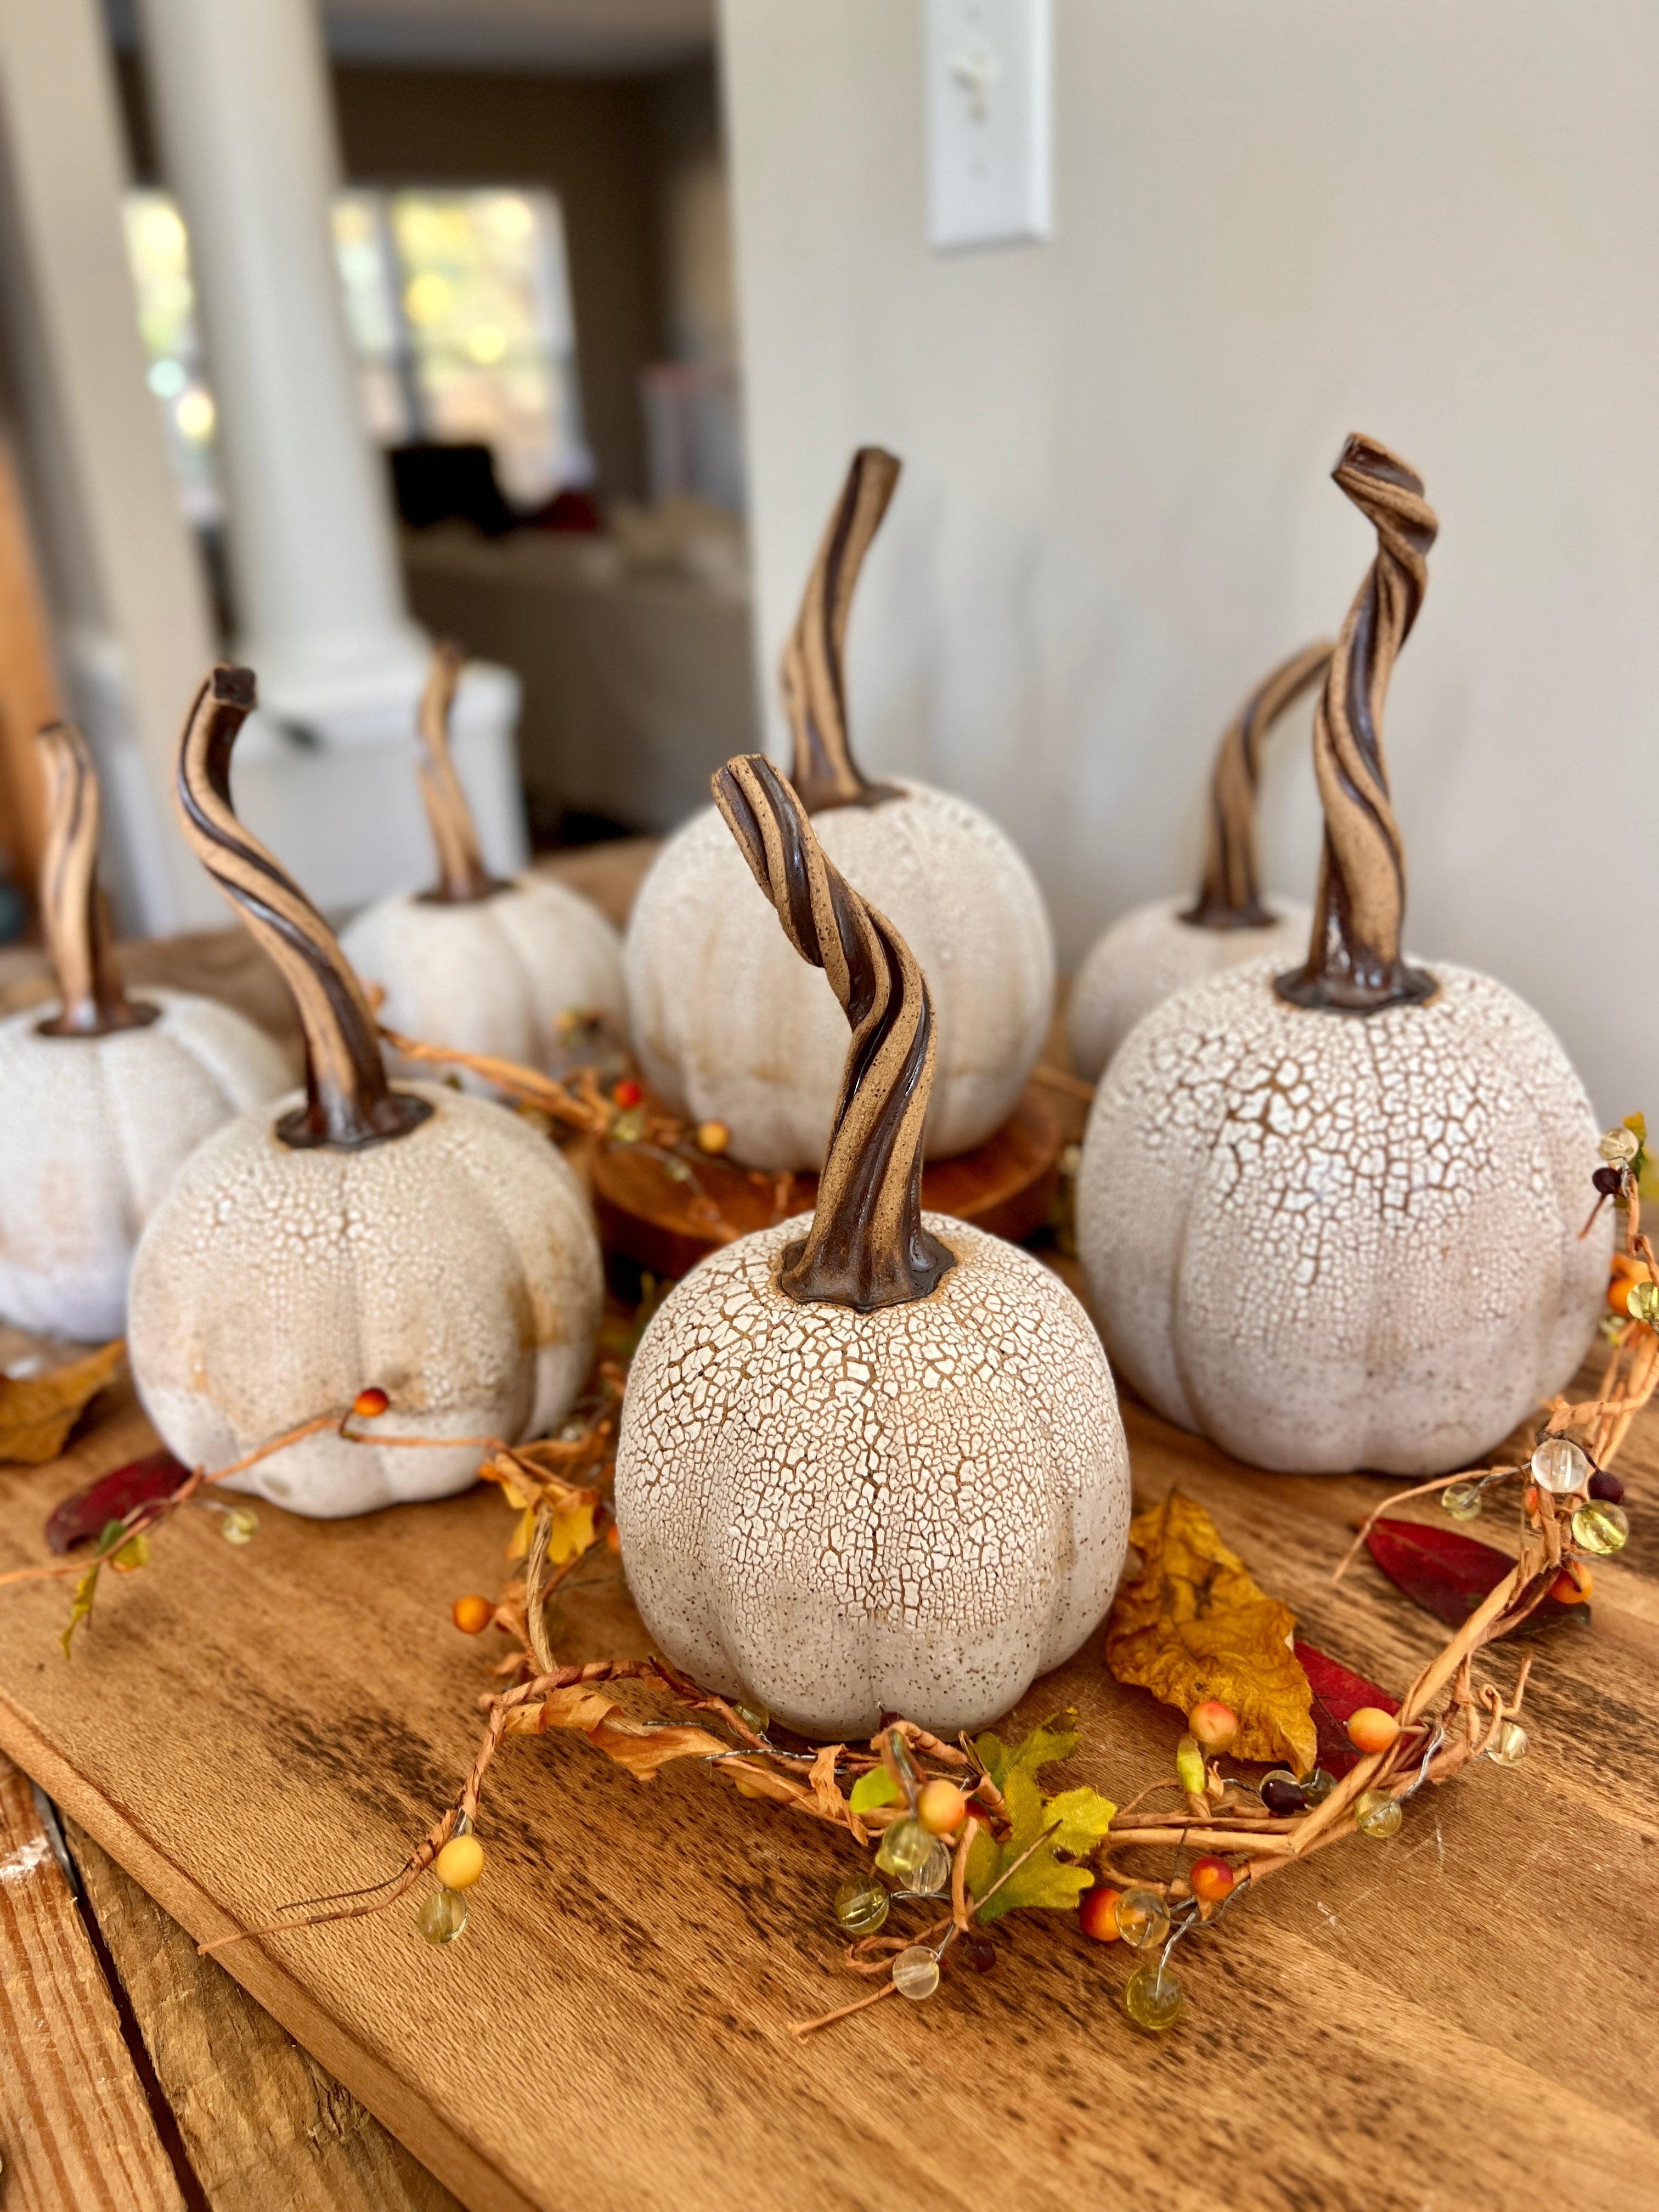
[1077,438,1606,1476]
[624,450,1053,1170]
[340,644,624,1093]
[616,754,1130,1736]
[1068,641,1329,1081]
[128,667,602,1517]
[0,722,287,1340]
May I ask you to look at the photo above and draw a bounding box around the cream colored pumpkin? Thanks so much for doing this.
[340,645,624,1091]
[0,723,287,1341]
[616,755,1130,1737]
[1068,641,1329,1082]
[128,666,602,1518]
[624,450,1054,1170]
[1076,437,1607,1476]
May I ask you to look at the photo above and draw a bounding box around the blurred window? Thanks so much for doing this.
[123,185,590,520]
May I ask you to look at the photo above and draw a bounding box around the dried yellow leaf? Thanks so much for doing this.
[546,1493,597,1568]
[1105,1491,1317,1775]
[0,1340,125,1466]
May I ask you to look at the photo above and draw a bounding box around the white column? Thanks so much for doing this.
[136,0,426,737]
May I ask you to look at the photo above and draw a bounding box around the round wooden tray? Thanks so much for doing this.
[590,1084,1066,1280]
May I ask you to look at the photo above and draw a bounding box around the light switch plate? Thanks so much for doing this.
[925,0,1053,252]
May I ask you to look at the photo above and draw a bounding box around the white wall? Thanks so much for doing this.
[720,0,1659,1120]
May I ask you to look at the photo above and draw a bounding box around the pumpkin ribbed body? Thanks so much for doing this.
[624,781,1054,1170]
[129,1081,601,1516]
[1068,896,1312,1082]
[1076,958,1608,1476]
[614,1212,1130,1736]
[0,989,290,1340]
[340,876,624,1092]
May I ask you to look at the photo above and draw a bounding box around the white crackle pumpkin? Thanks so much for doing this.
[624,449,1054,1171]
[1076,436,1607,1477]
[1068,640,1330,1081]
[128,666,602,1518]
[0,721,287,1340]
[340,642,624,1093]
[616,754,1129,1736]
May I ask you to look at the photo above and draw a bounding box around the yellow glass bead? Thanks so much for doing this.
[1571,1499,1629,1556]
[833,1877,890,1934]
[891,1946,940,2001]
[734,1699,771,1735]
[1123,1963,1185,2032]
[1488,1720,1528,1767]
[1175,1733,1206,1797]
[416,1887,468,1945]
[695,1120,730,1155]
[1531,1437,1590,1495]
[1113,1888,1170,1950]
[1440,1481,1482,1522]
[219,1506,259,1545]
[1599,1126,1641,1164]
[1628,1280,1659,1327]
[1302,1768,1338,1807]
[432,1834,484,1891]
[874,1816,935,1883]
[1354,1788,1402,1839]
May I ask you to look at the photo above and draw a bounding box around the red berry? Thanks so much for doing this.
[452,1594,494,1634]
[1347,1707,1401,1756]
[612,1079,642,1109]
[353,1386,389,1419]
[1079,1885,1122,1942]
[964,1937,997,1972]
[1187,1697,1238,1753]
[1589,1469,1624,1505]
[1189,1855,1235,1905]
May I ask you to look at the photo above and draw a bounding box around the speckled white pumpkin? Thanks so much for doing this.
[0,988,289,1340]
[1076,957,1607,1476]
[129,1079,601,1516]
[1068,894,1311,1082]
[626,780,1054,1169]
[340,874,624,1090]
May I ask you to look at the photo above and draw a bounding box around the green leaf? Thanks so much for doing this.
[966,1714,1115,1921]
[110,1533,151,1573]
[61,1563,100,1658]
[849,1768,900,1814]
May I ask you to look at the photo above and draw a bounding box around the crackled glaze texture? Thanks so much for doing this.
[1076,958,1608,1475]
[0,989,289,1339]
[129,1081,601,1516]
[624,782,1054,1170]
[614,1212,1130,1736]
[1068,895,1312,1082]
[341,877,624,1092]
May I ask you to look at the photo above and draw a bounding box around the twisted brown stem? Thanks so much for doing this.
[712,754,953,1308]
[1183,640,1333,929]
[176,665,430,1149]
[415,639,499,904]
[781,448,902,814]
[34,723,156,1039]
[1276,434,1438,1013]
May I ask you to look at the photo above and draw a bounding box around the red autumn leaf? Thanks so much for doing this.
[1293,1640,1399,1778]
[46,1451,188,1555]
[1364,1517,1584,1638]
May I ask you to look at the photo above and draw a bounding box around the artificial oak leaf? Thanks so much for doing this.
[587,1716,731,1781]
[536,1684,625,1733]
[546,1492,598,1568]
[849,1767,900,1814]
[1365,1519,1585,1638]
[0,1340,126,1466]
[1044,1786,1118,1857]
[1293,1640,1398,1778]
[506,1505,538,1561]
[966,1717,1111,1920]
[1105,1491,1317,1775]
[46,1449,187,1554]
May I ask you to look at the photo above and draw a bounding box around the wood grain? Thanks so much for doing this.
[0,1752,183,2212]
[0,1352,1654,2212]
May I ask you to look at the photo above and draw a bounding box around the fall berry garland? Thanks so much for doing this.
[4,1109,1649,2038]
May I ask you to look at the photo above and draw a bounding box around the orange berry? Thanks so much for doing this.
[1346,1706,1401,1756]
[612,1079,642,1109]
[1189,1855,1235,1905]
[1188,1698,1238,1753]
[1078,1884,1122,1942]
[605,1522,622,1552]
[432,1834,484,1890]
[1550,1563,1592,1605]
[353,1386,389,1419]
[452,1594,494,1634]
[917,1779,966,1835]
[696,1119,730,1156]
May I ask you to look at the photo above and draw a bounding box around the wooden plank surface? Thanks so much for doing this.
[0,1363,1654,2212]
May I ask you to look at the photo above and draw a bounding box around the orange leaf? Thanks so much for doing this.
[0,1341,126,1466]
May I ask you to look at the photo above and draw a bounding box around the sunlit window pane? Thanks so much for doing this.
[121,188,222,526]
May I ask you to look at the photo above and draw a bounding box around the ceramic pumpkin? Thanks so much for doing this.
[1068,640,1331,1081]
[340,642,624,1093]
[615,754,1129,1736]
[1076,435,1607,1477]
[0,720,288,1340]
[624,448,1054,1171]
[128,665,602,1518]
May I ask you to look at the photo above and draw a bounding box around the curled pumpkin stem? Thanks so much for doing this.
[1276,433,1439,1014]
[34,722,156,1039]
[1184,640,1333,929]
[176,664,430,1150]
[416,639,498,905]
[781,447,902,814]
[712,753,953,1310]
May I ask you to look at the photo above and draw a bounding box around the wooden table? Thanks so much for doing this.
[2,874,1656,2211]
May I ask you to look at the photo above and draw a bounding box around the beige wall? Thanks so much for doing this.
[721,0,1659,1119]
